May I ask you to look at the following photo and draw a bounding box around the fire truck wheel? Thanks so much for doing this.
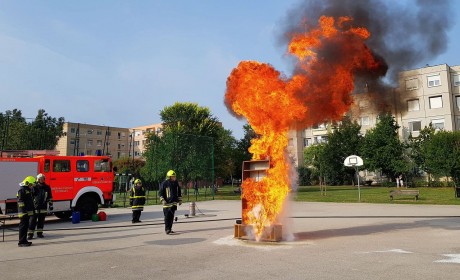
[76,196,99,220]
[54,211,72,220]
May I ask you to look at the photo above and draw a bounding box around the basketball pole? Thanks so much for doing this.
[355,165,361,202]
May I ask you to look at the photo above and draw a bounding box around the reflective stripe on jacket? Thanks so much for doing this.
[159,179,182,208]
[17,185,34,217]
[129,186,146,211]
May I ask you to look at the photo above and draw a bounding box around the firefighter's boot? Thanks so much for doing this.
[27,233,34,240]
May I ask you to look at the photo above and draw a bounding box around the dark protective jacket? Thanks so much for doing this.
[129,186,146,211]
[159,179,182,207]
[17,185,35,218]
[32,182,53,214]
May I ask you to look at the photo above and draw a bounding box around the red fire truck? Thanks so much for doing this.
[0,155,115,220]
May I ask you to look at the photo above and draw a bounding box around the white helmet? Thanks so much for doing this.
[37,173,45,180]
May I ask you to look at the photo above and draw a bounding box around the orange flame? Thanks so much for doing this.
[225,16,384,240]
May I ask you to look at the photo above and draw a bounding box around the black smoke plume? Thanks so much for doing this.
[280,0,454,84]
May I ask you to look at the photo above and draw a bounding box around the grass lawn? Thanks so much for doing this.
[295,185,460,205]
[112,185,460,207]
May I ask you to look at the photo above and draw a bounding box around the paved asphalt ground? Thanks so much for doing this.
[1,200,460,280]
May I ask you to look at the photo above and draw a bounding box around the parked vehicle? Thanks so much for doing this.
[0,155,115,220]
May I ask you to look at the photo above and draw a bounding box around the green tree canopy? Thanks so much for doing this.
[421,130,460,186]
[143,102,234,187]
[0,109,64,151]
[360,114,407,179]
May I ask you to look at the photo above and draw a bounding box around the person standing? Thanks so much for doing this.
[159,170,182,234]
[28,173,53,239]
[17,176,36,247]
[129,179,146,223]
[194,180,199,196]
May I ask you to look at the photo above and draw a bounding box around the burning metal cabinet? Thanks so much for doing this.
[234,159,282,242]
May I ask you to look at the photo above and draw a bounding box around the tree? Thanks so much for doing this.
[406,124,435,181]
[303,143,327,193]
[0,109,64,151]
[143,102,225,188]
[360,114,407,180]
[322,116,363,185]
[214,128,238,181]
[232,124,257,180]
[421,130,460,187]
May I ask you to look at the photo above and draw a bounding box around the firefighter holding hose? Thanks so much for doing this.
[159,170,182,234]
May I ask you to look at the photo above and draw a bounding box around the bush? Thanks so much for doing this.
[297,166,312,186]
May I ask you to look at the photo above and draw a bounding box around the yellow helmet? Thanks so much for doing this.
[134,179,142,185]
[21,175,36,186]
[166,170,176,177]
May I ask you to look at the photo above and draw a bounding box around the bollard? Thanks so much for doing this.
[189,202,196,216]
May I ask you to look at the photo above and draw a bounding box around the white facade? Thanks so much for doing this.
[289,64,460,167]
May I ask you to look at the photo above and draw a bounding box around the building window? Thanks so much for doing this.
[429,96,443,109]
[409,121,422,132]
[405,78,418,90]
[427,74,441,87]
[431,119,445,131]
[407,99,420,111]
[358,100,369,109]
[314,136,328,144]
[87,129,93,134]
[456,96,460,110]
[453,74,460,86]
[87,140,93,147]
[70,128,76,133]
[97,130,102,135]
[360,116,370,126]
[97,140,102,146]
[70,139,75,145]
[313,123,327,130]
[134,141,140,146]
[304,138,311,147]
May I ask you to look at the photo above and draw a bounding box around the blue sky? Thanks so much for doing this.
[0,1,459,139]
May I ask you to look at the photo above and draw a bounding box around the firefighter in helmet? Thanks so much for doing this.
[159,170,182,234]
[28,173,53,239]
[17,176,36,247]
[129,179,146,223]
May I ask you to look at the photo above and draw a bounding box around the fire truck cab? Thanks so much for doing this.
[0,155,115,220]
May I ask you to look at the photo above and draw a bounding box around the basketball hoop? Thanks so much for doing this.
[344,155,364,202]
[344,155,363,167]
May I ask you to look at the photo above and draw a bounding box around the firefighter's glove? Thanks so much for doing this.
[161,200,166,206]
[49,205,53,211]
[178,201,182,206]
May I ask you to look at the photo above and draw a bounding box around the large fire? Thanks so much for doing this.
[225,16,385,240]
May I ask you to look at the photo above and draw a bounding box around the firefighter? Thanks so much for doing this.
[129,179,146,223]
[28,173,53,239]
[17,176,36,247]
[159,170,182,234]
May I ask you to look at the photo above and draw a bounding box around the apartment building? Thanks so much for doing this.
[397,64,460,139]
[55,122,131,159]
[129,123,163,158]
[288,64,460,166]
